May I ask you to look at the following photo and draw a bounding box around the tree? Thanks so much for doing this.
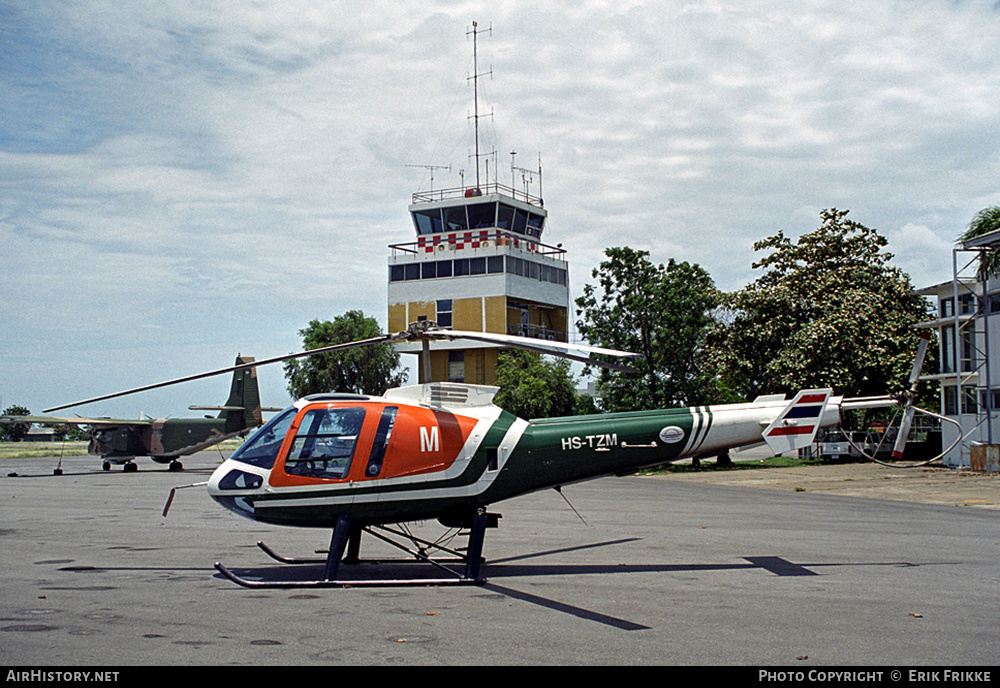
[283,311,408,399]
[575,247,722,412]
[0,405,32,442]
[708,208,932,401]
[493,350,580,419]
[959,205,1000,277]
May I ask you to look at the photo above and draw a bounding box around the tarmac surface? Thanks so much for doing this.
[1,450,998,666]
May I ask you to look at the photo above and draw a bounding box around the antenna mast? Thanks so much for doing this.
[405,164,451,192]
[467,21,492,190]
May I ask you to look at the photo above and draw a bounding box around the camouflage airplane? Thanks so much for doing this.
[1,355,271,473]
[52,323,951,588]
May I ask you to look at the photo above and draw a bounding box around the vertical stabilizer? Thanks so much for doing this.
[222,355,262,434]
[762,389,832,455]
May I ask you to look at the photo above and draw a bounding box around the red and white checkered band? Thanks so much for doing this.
[415,230,536,253]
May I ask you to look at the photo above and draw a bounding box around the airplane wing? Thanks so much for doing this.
[0,415,155,427]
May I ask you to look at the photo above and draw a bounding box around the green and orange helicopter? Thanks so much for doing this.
[46,324,955,588]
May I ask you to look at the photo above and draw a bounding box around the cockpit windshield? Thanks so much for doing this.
[228,407,297,469]
[284,407,366,480]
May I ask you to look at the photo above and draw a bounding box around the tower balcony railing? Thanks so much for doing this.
[389,228,567,261]
[411,182,543,208]
[506,323,566,341]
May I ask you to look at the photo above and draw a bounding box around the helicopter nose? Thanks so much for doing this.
[207,460,264,520]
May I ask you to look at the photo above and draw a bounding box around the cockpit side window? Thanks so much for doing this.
[228,408,297,469]
[284,407,366,480]
[365,406,398,477]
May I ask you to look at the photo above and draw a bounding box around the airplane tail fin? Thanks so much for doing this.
[762,389,833,455]
[222,355,262,434]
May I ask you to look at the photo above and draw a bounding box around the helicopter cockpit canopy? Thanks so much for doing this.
[283,406,365,480]
[227,406,296,470]
[223,396,402,483]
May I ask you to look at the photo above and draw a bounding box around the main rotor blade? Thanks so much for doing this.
[43,334,402,413]
[44,324,640,413]
[424,328,642,369]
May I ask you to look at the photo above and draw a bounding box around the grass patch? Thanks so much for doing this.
[0,439,245,460]
[641,454,831,475]
[0,441,91,460]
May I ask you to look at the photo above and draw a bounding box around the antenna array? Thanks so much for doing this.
[467,21,493,190]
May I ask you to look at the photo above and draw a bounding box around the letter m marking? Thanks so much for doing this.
[420,426,440,452]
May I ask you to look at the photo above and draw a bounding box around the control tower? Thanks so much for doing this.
[387,23,570,384]
[387,172,570,384]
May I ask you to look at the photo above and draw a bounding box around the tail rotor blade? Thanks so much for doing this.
[892,406,915,460]
[892,332,930,460]
[907,332,931,391]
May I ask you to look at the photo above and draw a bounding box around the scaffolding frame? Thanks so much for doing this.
[943,231,1000,466]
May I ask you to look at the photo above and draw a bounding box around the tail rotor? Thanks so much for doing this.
[890,332,930,461]
[847,332,960,467]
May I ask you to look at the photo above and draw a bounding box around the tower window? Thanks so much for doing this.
[436,300,453,328]
[448,351,464,382]
[412,208,443,234]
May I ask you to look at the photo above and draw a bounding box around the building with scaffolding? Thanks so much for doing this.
[914,229,1000,468]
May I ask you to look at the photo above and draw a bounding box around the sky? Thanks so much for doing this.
[3,0,1000,420]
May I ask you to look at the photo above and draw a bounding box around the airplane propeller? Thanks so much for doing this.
[44,322,641,413]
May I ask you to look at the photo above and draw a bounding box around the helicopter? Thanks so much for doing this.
[49,324,955,588]
[3,355,270,473]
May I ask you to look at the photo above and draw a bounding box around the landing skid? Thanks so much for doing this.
[214,511,494,589]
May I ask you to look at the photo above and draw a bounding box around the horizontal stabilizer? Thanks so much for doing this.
[762,389,832,455]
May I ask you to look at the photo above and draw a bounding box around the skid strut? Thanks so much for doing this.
[214,511,494,588]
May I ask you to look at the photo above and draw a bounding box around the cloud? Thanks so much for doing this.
[888,222,960,288]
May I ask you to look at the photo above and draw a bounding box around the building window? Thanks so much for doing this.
[444,205,468,232]
[436,300,452,328]
[941,297,954,318]
[988,292,1000,315]
[390,256,564,285]
[980,389,1000,412]
[944,386,978,415]
[412,208,443,235]
[941,325,976,374]
[448,351,464,382]
[467,202,497,229]
[961,293,977,314]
